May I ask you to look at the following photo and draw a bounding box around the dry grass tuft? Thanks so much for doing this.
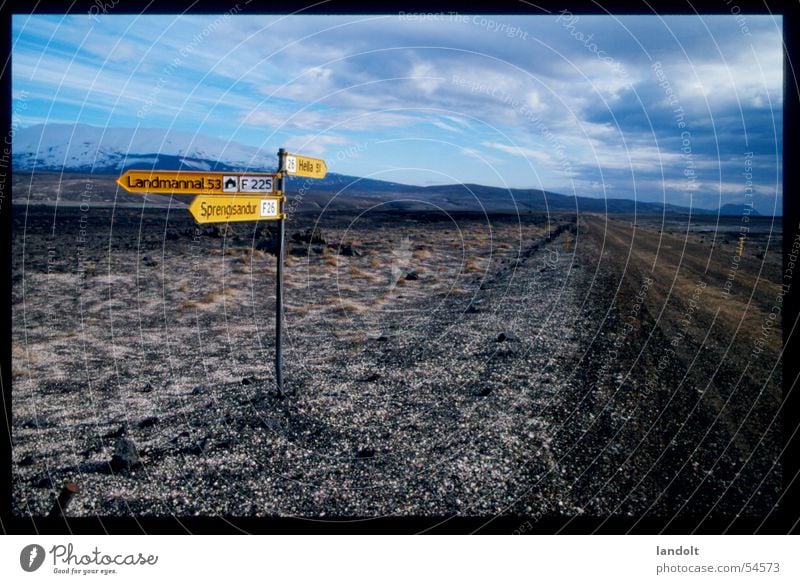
[465,259,484,273]
[347,266,379,282]
[181,287,239,310]
[339,300,366,314]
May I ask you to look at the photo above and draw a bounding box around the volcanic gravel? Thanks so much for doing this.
[12,207,782,524]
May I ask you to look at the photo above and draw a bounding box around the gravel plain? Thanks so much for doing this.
[11,204,783,526]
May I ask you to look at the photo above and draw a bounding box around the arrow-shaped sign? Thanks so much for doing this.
[116,170,280,195]
[188,196,284,224]
[284,153,327,179]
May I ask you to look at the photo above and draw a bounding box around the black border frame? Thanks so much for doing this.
[1,0,796,535]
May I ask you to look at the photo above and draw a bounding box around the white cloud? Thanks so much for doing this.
[284,134,351,156]
[430,119,462,132]
[482,141,549,162]
[243,108,417,132]
[409,61,445,96]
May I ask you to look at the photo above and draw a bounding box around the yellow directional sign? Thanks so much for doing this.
[116,170,280,195]
[284,153,327,179]
[188,196,284,224]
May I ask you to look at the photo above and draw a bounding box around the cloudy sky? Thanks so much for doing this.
[12,13,783,212]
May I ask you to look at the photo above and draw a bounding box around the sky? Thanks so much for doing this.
[11,13,783,213]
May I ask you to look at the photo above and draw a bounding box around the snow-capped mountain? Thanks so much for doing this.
[12,123,751,215]
[13,124,278,173]
[12,123,418,194]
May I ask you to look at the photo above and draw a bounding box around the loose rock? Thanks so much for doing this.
[138,416,159,429]
[338,243,362,257]
[110,437,141,471]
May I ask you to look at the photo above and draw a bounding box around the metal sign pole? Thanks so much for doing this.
[275,148,286,397]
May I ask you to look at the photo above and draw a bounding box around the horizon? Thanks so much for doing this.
[12,14,783,214]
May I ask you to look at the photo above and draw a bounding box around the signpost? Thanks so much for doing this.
[117,149,327,399]
[275,150,287,397]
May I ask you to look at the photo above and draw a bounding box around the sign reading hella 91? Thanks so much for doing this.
[284,153,327,179]
[189,195,283,224]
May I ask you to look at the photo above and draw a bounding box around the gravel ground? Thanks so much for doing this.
[11,206,782,523]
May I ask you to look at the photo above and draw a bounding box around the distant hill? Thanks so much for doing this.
[14,123,721,215]
[12,123,277,173]
[718,203,762,216]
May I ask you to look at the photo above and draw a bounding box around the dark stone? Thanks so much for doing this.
[292,227,326,245]
[254,224,272,239]
[110,437,141,471]
[261,417,285,431]
[289,247,307,257]
[189,437,209,456]
[496,332,517,342]
[165,231,180,241]
[34,476,56,489]
[19,416,51,429]
[78,460,114,474]
[466,304,480,314]
[404,271,419,281]
[138,416,159,429]
[338,243,362,257]
[362,373,382,382]
[241,377,256,386]
[18,454,37,466]
[104,423,128,439]
[375,335,389,342]
[141,255,158,267]
[476,386,493,397]
[191,385,208,396]
[311,246,325,254]
[215,438,234,450]
[355,447,376,459]
[204,224,234,238]
[79,444,102,458]
[140,382,154,393]
[255,238,280,255]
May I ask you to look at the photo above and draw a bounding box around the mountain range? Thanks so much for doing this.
[13,124,759,216]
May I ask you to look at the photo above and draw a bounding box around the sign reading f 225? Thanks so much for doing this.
[116,170,278,195]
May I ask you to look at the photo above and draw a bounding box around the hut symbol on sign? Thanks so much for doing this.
[223,176,238,191]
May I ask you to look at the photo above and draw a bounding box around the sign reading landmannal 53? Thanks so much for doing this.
[116,170,279,195]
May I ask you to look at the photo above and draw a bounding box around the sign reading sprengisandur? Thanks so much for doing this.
[20,543,158,576]
[188,195,283,224]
